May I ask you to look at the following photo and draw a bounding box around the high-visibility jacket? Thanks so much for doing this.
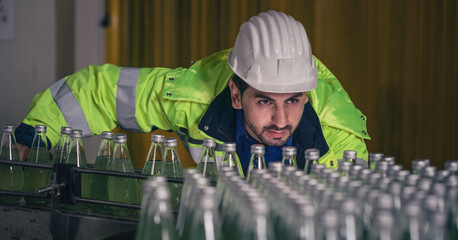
[16,49,370,173]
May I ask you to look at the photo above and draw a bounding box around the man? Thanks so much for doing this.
[15,10,370,176]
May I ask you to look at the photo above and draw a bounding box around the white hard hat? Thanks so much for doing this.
[228,10,318,93]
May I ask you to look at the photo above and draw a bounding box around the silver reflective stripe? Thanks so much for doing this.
[117,67,141,131]
[50,78,91,137]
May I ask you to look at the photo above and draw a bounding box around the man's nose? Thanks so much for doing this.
[271,106,288,128]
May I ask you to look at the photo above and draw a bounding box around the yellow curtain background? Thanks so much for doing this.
[105,0,458,170]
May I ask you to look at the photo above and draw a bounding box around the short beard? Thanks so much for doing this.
[245,120,293,146]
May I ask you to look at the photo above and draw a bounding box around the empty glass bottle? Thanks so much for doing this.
[162,137,184,210]
[282,146,297,167]
[196,139,218,182]
[246,144,266,183]
[187,187,221,240]
[142,134,165,177]
[0,124,23,204]
[220,142,243,177]
[108,133,139,217]
[368,152,384,171]
[23,125,52,206]
[304,148,320,175]
[343,150,357,165]
[51,127,72,164]
[136,184,176,240]
[89,131,114,214]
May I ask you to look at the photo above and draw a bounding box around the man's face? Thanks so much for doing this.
[229,80,308,146]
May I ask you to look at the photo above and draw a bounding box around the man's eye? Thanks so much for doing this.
[287,99,299,104]
[259,100,270,105]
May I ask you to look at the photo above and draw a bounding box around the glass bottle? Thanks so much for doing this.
[338,161,352,178]
[268,161,283,179]
[220,142,243,177]
[23,125,52,206]
[196,138,218,182]
[282,146,297,167]
[142,134,164,177]
[383,156,395,165]
[63,129,90,212]
[368,152,384,171]
[246,144,266,183]
[375,161,389,178]
[51,126,72,164]
[108,133,139,217]
[136,184,176,240]
[89,131,114,214]
[304,148,320,175]
[411,158,429,174]
[0,124,23,204]
[368,210,398,240]
[162,137,184,210]
[444,160,458,175]
[316,209,340,240]
[343,150,357,165]
[187,187,221,240]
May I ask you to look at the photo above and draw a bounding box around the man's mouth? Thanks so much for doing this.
[267,130,287,139]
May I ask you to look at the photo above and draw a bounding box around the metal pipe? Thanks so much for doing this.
[0,159,53,169]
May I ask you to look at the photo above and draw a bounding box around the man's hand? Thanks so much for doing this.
[17,143,30,161]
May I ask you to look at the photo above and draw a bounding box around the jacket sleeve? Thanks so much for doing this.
[310,57,371,162]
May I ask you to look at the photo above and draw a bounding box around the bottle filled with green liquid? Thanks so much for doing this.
[196,138,218,182]
[162,137,184,210]
[63,129,90,213]
[23,125,52,207]
[108,133,139,218]
[51,127,72,164]
[89,131,114,214]
[0,124,23,204]
[140,134,164,201]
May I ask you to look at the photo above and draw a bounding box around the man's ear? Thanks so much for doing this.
[229,79,242,109]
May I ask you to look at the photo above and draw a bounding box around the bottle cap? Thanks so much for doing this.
[394,170,410,182]
[434,170,450,183]
[375,161,389,171]
[203,138,216,148]
[250,144,265,154]
[305,148,320,160]
[369,152,384,162]
[420,166,437,179]
[101,131,114,140]
[383,156,395,165]
[60,127,72,135]
[282,146,297,156]
[411,158,430,171]
[405,174,420,186]
[164,137,177,147]
[416,178,433,192]
[35,125,47,133]
[3,124,15,133]
[444,160,458,172]
[114,133,127,143]
[387,164,403,176]
[343,150,357,159]
[341,198,357,213]
[310,164,326,175]
[222,142,236,152]
[70,129,83,138]
[151,134,164,143]
[339,161,352,172]
[268,161,282,173]
[349,165,363,177]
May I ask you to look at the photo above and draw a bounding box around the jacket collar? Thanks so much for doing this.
[199,87,329,169]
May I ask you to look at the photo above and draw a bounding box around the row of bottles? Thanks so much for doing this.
[137,155,458,240]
